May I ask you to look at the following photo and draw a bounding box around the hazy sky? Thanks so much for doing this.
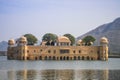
[0,0,120,42]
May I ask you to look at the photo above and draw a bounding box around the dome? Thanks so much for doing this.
[19,36,27,41]
[77,39,82,44]
[8,39,15,45]
[90,41,93,45]
[100,37,108,44]
[57,36,71,43]
[41,41,47,46]
[18,36,27,44]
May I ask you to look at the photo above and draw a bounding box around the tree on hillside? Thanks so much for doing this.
[42,33,57,44]
[82,35,96,46]
[64,33,75,45]
[24,34,38,45]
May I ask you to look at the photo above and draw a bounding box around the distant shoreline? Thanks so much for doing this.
[109,55,120,58]
[0,51,7,56]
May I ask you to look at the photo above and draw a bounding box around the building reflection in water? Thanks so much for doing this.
[7,69,109,80]
[75,69,109,80]
[7,70,37,80]
[40,69,75,80]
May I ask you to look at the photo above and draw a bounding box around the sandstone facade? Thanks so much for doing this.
[7,36,108,61]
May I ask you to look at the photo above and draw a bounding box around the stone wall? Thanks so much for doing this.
[7,45,108,61]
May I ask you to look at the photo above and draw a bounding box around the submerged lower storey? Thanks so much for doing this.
[7,46,108,61]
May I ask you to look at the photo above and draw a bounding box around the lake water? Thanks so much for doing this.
[0,56,120,80]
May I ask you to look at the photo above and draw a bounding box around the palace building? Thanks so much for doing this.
[7,36,108,61]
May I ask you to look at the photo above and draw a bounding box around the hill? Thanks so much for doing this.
[0,41,8,51]
[77,17,120,54]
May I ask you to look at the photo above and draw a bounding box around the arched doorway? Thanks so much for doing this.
[57,57,59,60]
[82,56,84,60]
[49,56,52,60]
[78,56,80,60]
[63,56,66,60]
[74,56,77,60]
[45,56,47,60]
[66,56,69,60]
[60,56,62,60]
[87,56,89,60]
[23,56,25,60]
[27,57,29,60]
[39,56,42,60]
[91,57,93,60]
[53,56,56,60]
[35,57,37,60]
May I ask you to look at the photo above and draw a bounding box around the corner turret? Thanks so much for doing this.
[8,39,15,47]
[57,36,71,46]
[17,36,27,46]
[76,39,83,46]
[100,37,108,46]
[99,37,109,61]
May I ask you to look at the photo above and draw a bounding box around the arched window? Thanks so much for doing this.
[73,50,76,54]
[48,50,51,53]
[27,50,29,53]
[91,50,93,53]
[40,49,42,52]
[79,50,81,53]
